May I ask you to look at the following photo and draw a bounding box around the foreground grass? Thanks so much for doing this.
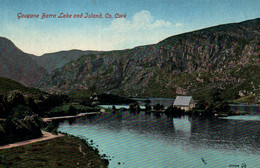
[0,135,108,168]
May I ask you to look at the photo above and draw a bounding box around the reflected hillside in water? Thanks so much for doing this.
[60,111,260,154]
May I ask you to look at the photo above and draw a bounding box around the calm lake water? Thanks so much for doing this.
[58,111,260,168]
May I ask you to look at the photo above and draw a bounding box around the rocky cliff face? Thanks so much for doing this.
[0,37,48,87]
[39,18,260,100]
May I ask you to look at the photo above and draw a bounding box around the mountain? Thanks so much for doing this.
[39,18,260,101]
[0,37,48,87]
[30,50,98,73]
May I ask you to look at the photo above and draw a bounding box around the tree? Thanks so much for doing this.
[129,103,140,112]
[193,88,230,116]
[209,88,230,114]
[27,97,38,113]
[6,90,25,107]
[164,106,185,116]
[145,104,152,112]
[153,104,164,111]
[144,99,152,112]
[68,105,77,115]
[210,88,222,102]
[0,95,7,118]
[144,99,151,106]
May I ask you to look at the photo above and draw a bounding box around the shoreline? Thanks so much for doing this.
[42,111,102,122]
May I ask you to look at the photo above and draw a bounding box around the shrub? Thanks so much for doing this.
[0,115,43,145]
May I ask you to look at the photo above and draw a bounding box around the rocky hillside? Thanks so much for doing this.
[0,37,47,87]
[30,50,97,73]
[39,18,260,101]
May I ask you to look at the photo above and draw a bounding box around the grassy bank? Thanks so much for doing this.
[0,135,109,168]
[43,103,100,118]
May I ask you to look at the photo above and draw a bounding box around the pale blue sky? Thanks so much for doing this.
[0,0,259,55]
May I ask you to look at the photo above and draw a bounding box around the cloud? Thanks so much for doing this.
[99,10,176,50]
[151,20,172,29]
[109,10,172,31]
[174,22,183,27]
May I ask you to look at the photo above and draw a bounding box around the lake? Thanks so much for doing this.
[58,111,260,168]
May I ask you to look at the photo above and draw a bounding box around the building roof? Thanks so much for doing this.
[173,96,193,106]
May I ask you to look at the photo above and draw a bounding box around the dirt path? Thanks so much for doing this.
[0,112,102,150]
[0,131,64,150]
[43,112,101,122]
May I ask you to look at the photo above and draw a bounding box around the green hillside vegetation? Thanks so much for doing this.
[0,77,109,166]
[0,90,66,144]
[44,104,100,117]
[0,115,42,145]
[0,77,46,95]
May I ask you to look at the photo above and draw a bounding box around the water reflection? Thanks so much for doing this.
[173,116,191,137]
[61,111,259,153]
[190,117,260,151]
[58,111,260,167]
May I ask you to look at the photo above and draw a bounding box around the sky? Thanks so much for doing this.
[0,0,259,56]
